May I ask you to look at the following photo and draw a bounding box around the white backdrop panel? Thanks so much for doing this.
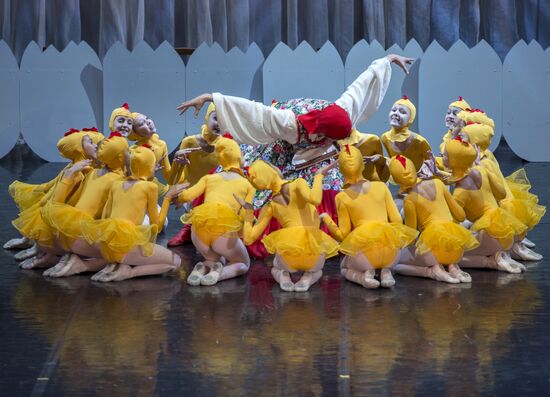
[20,41,101,162]
[263,41,345,106]
[419,40,502,154]
[103,41,185,151]
[0,41,20,159]
[503,41,550,162]
[185,42,264,137]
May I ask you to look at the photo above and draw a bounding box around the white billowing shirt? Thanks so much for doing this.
[212,57,392,146]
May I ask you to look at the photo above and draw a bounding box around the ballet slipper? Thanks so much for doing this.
[94,264,134,282]
[187,262,207,286]
[447,264,472,283]
[3,237,33,250]
[294,271,322,292]
[273,268,294,292]
[521,237,536,248]
[493,251,524,274]
[43,254,71,277]
[511,242,542,261]
[91,264,118,281]
[201,262,223,286]
[429,265,460,284]
[363,269,381,289]
[14,244,39,261]
[380,268,396,288]
[20,253,58,269]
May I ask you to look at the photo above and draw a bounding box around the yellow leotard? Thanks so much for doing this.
[243,173,339,271]
[43,169,125,250]
[177,173,255,245]
[178,135,220,186]
[323,181,417,268]
[381,130,432,172]
[403,178,479,264]
[453,166,527,250]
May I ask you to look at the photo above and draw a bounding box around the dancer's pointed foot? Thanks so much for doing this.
[4,237,33,250]
[380,268,396,288]
[447,264,472,283]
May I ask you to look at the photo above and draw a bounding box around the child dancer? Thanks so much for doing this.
[239,160,339,292]
[320,146,417,288]
[168,135,255,286]
[389,154,479,283]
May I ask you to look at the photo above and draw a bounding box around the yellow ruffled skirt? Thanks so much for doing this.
[11,203,55,247]
[417,220,479,265]
[471,207,527,250]
[81,218,157,263]
[9,181,47,211]
[339,221,418,269]
[181,202,242,245]
[500,197,545,232]
[505,169,539,203]
[41,202,94,251]
[262,226,339,272]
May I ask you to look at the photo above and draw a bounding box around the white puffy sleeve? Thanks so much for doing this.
[212,93,298,145]
[335,57,392,127]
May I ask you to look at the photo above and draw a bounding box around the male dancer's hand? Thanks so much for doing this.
[177,93,213,117]
[386,54,415,75]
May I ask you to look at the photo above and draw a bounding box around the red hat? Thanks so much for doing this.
[297,104,352,140]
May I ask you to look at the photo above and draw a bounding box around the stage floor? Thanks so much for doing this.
[1,144,549,396]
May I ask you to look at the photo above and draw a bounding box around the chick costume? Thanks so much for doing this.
[12,129,104,248]
[42,133,128,251]
[390,154,479,265]
[338,129,390,182]
[322,146,417,268]
[381,96,432,171]
[446,139,527,251]
[8,127,102,211]
[243,160,339,272]
[81,146,160,263]
[457,109,545,232]
[439,96,471,154]
[175,136,255,246]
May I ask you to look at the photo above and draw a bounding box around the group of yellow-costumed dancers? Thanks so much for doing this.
[5,54,545,292]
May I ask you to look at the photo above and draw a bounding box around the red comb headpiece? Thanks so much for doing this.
[109,131,123,139]
[454,135,469,146]
[223,132,234,139]
[466,121,480,126]
[345,144,351,155]
[121,103,129,110]
[402,95,408,100]
[141,143,152,149]
[396,155,407,168]
[82,127,99,132]
[64,128,80,136]
[458,96,463,101]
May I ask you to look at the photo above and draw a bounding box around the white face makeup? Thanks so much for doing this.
[445,106,462,129]
[113,116,133,137]
[82,135,98,160]
[133,114,157,138]
[389,104,411,128]
[451,118,466,137]
[207,111,220,135]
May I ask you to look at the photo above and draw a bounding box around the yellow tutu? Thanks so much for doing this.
[81,218,157,263]
[471,207,527,250]
[262,226,339,271]
[500,197,545,231]
[11,203,55,247]
[181,202,242,245]
[417,220,479,265]
[340,221,418,269]
[505,169,538,203]
[41,202,94,251]
[9,181,48,211]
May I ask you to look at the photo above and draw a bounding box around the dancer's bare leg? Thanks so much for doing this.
[272,255,295,292]
[207,236,250,285]
[44,239,104,277]
[394,250,459,283]
[461,232,526,273]
[4,236,33,250]
[294,255,325,292]
[93,244,181,282]
[340,255,380,289]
